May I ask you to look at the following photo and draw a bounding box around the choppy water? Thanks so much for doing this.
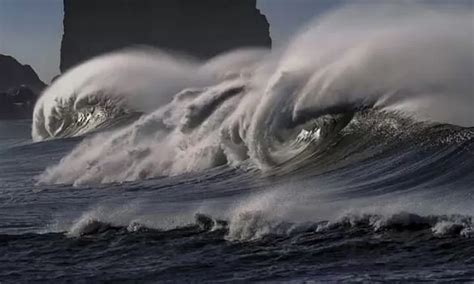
[2,117,474,282]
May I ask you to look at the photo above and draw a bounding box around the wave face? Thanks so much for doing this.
[35,4,473,185]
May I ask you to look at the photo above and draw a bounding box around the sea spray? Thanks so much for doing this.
[35,4,474,185]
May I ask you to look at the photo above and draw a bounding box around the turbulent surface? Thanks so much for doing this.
[2,4,474,282]
[2,117,474,282]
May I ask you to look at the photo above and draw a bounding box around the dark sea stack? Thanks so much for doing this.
[60,0,272,72]
[0,55,46,119]
[0,54,46,93]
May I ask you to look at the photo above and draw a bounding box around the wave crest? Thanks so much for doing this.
[35,4,474,184]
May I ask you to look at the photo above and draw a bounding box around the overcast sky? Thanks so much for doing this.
[0,0,471,82]
[0,0,62,82]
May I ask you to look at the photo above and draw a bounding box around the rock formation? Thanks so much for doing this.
[60,0,271,72]
[0,54,45,93]
[0,55,46,119]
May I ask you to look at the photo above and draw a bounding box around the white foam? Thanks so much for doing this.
[36,4,473,184]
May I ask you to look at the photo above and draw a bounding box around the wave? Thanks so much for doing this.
[35,4,473,185]
[32,48,268,141]
[60,209,474,241]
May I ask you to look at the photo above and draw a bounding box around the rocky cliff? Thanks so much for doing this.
[0,55,45,93]
[0,55,46,119]
[60,0,271,72]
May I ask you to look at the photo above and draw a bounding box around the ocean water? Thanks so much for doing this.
[2,116,474,282]
[3,4,474,282]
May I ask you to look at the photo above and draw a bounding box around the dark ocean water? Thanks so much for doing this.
[1,118,474,282]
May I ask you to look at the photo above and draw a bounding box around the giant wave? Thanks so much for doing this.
[33,4,474,185]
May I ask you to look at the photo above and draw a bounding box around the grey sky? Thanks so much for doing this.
[0,0,62,82]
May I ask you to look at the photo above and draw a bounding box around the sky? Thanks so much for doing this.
[0,0,471,83]
[0,0,62,82]
[258,0,343,45]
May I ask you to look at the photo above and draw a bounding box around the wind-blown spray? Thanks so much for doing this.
[35,4,474,185]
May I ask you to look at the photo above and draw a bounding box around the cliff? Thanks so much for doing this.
[0,55,46,119]
[60,0,272,72]
[0,55,45,93]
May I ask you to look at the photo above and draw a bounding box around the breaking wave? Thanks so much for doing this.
[65,212,474,241]
[34,4,474,185]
